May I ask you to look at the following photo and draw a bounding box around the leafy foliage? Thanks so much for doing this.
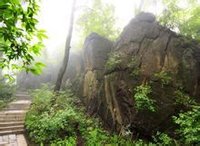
[128,57,140,76]
[50,137,76,146]
[25,86,137,145]
[173,105,200,144]
[77,0,119,43]
[133,84,156,112]
[159,0,200,40]
[154,71,172,86]
[0,0,46,73]
[0,79,15,109]
[174,90,196,106]
[105,52,122,72]
[29,84,53,114]
[153,131,174,145]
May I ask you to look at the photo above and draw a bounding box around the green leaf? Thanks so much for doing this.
[0,0,46,72]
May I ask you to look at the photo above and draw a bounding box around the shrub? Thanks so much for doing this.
[26,108,79,143]
[173,105,200,144]
[50,137,76,146]
[127,57,140,76]
[153,131,174,145]
[154,71,172,86]
[133,84,156,112]
[174,90,196,106]
[25,86,137,145]
[26,86,81,143]
[0,100,6,109]
[0,79,15,100]
[105,52,122,71]
[29,84,53,114]
[0,79,15,109]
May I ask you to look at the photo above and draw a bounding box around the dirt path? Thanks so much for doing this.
[0,92,31,146]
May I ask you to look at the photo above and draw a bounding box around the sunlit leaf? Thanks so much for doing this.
[0,0,46,74]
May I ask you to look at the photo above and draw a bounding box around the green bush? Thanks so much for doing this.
[26,108,79,143]
[25,86,138,145]
[29,84,53,114]
[105,52,122,71]
[128,57,140,76]
[0,79,15,109]
[174,90,196,106]
[0,79,15,100]
[173,105,200,144]
[50,137,76,146]
[26,86,80,143]
[0,100,6,109]
[154,71,172,86]
[153,131,174,145]
[133,84,156,112]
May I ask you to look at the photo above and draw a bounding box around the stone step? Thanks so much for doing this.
[5,106,30,111]
[0,116,25,122]
[9,100,31,105]
[0,115,25,120]
[0,134,17,143]
[0,113,25,118]
[17,134,28,146]
[0,125,24,132]
[0,120,25,123]
[15,91,29,94]
[15,93,29,96]
[0,141,9,145]
[0,92,31,145]
[15,95,31,100]
[0,129,24,136]
[15,92,31,100]
[16,97,31,101]
[0,110,27,115]
[0,122,24,127]
[5,101,31,110]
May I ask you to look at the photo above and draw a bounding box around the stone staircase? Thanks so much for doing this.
[0,92,31,146]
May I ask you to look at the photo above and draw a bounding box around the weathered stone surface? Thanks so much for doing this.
[82,33,113,121]
[81,12,200,138]
[83,33,113,71]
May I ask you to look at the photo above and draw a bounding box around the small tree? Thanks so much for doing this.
[159,0,200,40]
[54,0,76,91]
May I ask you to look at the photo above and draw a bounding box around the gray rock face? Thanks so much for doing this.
[135,12,155,22]
[79,12,200,138]
[83,33,113,71]
[82,33,113,124]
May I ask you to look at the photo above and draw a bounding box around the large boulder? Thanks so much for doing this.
[80,12,200,139]
[83,32,113,71]
[82,33,113,123]
[113,12,200,97]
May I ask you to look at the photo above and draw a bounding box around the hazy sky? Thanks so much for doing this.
[38,0,164,57]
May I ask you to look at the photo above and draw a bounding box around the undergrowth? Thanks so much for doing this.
[133,83,156,112]
[0,79,15,109]
[25,85,136,145]
[173,105,200,144]
[105,52,122,72]
[26,84,200,145]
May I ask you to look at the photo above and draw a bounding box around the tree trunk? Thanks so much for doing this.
[54,0,76,91]
[135,0,145,14]
[138,0,144,12]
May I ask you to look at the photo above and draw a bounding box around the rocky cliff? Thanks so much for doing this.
[68,12,200,139]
